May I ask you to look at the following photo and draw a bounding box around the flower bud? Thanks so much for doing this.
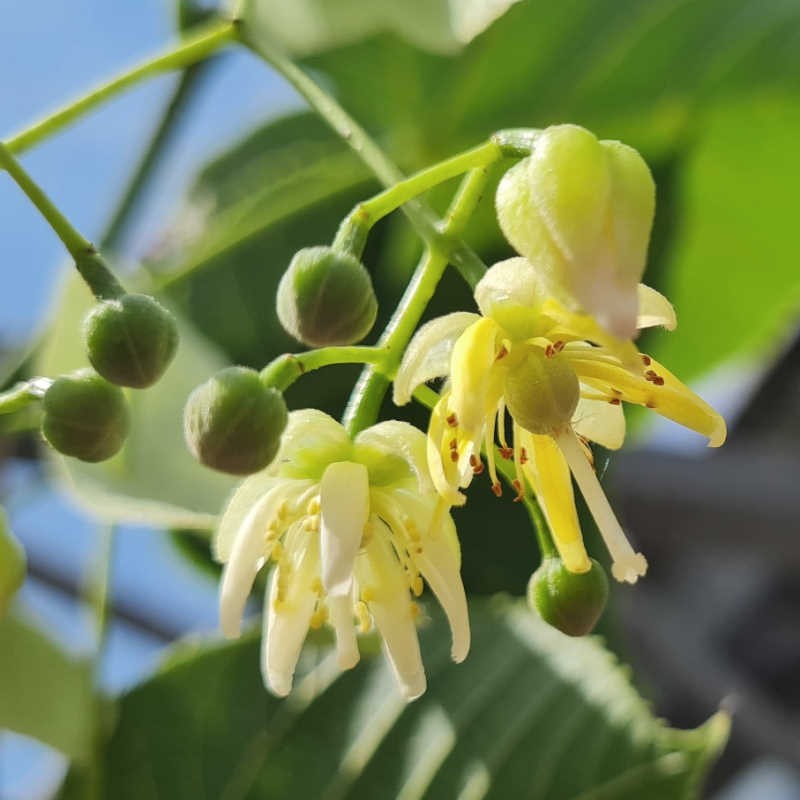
[42,369,130,462]
[84,293,179,388]
[496,124,655,339]
[276,246,377,347]
[528,556,608,637]
[503,350,579,435]
[184,367,288,475]
[0,509,25,617]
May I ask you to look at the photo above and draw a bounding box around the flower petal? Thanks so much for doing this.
[273,409,352,480]
[219,485,289,638]
[392,312,479,406]
[328,593,360,670]
[320,461,369,597]
[354,420,431,492]
[262,527,319,697]
[572,395,626,450]
[214,474,282,563]
[519,430,592,574]
[426,394,467,507]
[356,527,426,700]
[637,284,676,331]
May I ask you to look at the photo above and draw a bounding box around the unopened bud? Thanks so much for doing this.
[528,556,609,637]
[496,124,655,339]
[42,369,130,462]
[84,293,178,388]
[184,367,288,475]
[277,246,377,347]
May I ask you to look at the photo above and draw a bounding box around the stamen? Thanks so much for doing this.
[449,438,458,450]
[469,454,485,475]
[640,354,652,366]
[609,397,621,405]
[446,412,458,428]
[355,601,372,633]
[306,496,321,515]
[553,340,565,353]
[450,449,459,462]
[500,447,514,460]
[311,577,323,595]
[309,605,328,629]
[410,601,422,620]
[361,586,376,603]
[511,479,524,502]
[491,482,502,497]
[520,447,529,465]
[496,344,509,361]
[411,576,424,597]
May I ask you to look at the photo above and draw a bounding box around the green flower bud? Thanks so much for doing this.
[496,124,655,339]
[277,246,377,347]
[503,350,579,435]
[42,369,130,462]
[528,557,609,637]
[84,293,179,388]
[184,367,288,475]
[0,509,25,617]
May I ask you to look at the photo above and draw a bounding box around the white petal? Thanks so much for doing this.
[392,312,479,406]
[328,593,360,670]
[320,462,369,597]
[356,530,426,700]
[354,420,431,492]
[262,530,319,697]
[219,487,285,638]
[274,409,352,480]
[637,284,677,331]
[214,475,281,562]
[572,395,626,450]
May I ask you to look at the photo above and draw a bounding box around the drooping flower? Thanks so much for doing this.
[215,409,469,700]
[393,257,726,584]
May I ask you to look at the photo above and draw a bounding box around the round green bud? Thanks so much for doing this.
[528,557,609,637]
[184,367,288,475]
[42,369,130,462]
[0,509,25,617]
[277,246,378,347]
[84,293,179,388]
[503,349,579,435]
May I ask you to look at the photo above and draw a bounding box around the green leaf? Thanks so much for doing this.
[36,275,238,530]
[0,507,26,615]
[239,0,522,57]
[646,95,800,381]
[98,601,727,799]
[0,614,94,762]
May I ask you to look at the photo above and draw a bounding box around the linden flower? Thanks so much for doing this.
[215,409,468,700]
[394,257,726,584]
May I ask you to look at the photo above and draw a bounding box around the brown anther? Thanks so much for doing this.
[553,340,565,353]
[652,375,665,386]
[491,482,502,497]
[520,447,528,465]
[450,449,459,462]
[641,354,652,366]
[646,400,657,409]
[446,413,458,428]
[496,345,508,361]
[609,397,621,405]
[644,370,664,386]
[544,344,554,358]
[500,446,514,460]
[512,479,524,502]
[449,438,458,450]
[469,454,485,475]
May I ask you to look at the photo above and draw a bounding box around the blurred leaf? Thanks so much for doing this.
[239,0,522,57]
[36,275,237,530]
[647,95,800,381]
[98,600,726,799]
[0,614,93,762]
[0,507,25,615]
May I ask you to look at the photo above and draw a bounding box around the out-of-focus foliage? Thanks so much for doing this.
[94,601,728,799]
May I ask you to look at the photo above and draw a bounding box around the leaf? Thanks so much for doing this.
[0,507,26,615]
[239,0,522,57]
[0,614,94,762]
[36,274,238,530]
[645,94,800,381]
[98,600,727,799]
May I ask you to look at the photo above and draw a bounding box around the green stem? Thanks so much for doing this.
[0,142,124,298]
[5,20,236,155]
[0,382,41,415]
[260,346,388,392]
[342,166,491,436]
[238,27,490,288]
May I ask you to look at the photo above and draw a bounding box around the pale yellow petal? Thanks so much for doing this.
[328,593,360,670]
[392,312,479,406]
[354,420,431,492]
[637,284,677,331]
[319,462,369,597]
[572,395,626,450]
[520,430,591,574]
[426,394,467,507]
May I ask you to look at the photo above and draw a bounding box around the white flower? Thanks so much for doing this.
[215,409,469,701]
